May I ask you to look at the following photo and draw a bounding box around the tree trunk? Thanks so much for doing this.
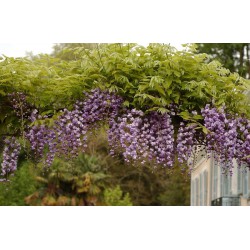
[239,44,244,77]
[247,44,250,79]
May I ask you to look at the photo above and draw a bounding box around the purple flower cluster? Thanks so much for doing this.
[201,104,228,169]
[201,105,240,173]
[26,110,87,166]
[25,124,55,167]
[54,109,88,158]
[25,89,123,166]
[25,125,49,159]
[1,137,21,178]
[147,112,175,167]
[108,110,175,167]
[5,89,250,173]
[54,89,122,159]
[176,122,197,165]
[79,88,123,125]
[201,104,227,154]
[223,118,238,172]
[108,109,144,163]
[8,92,32,118]
[235,116,250,167]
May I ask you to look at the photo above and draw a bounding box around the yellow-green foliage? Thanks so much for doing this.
[104,185,132,206]
[25,154,111,206]
[0,161,37,205]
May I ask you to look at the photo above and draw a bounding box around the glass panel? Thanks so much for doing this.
[243,168,248,196]
[191,180,195,206]
[204,171,208,206]
[211,163,214,200]
[213,162,218,199]
[221,197,240,206]
[196,178,199,206]
[248,168,250,196]
[220,172,223,197]
[224,174,229,196]
[229,173,232,195]
[200,174,203,206]
[237,167,242,194]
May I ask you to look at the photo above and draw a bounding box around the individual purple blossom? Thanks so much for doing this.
[29,109,38,122]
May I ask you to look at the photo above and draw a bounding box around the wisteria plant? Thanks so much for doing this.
[1,43,250,180]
